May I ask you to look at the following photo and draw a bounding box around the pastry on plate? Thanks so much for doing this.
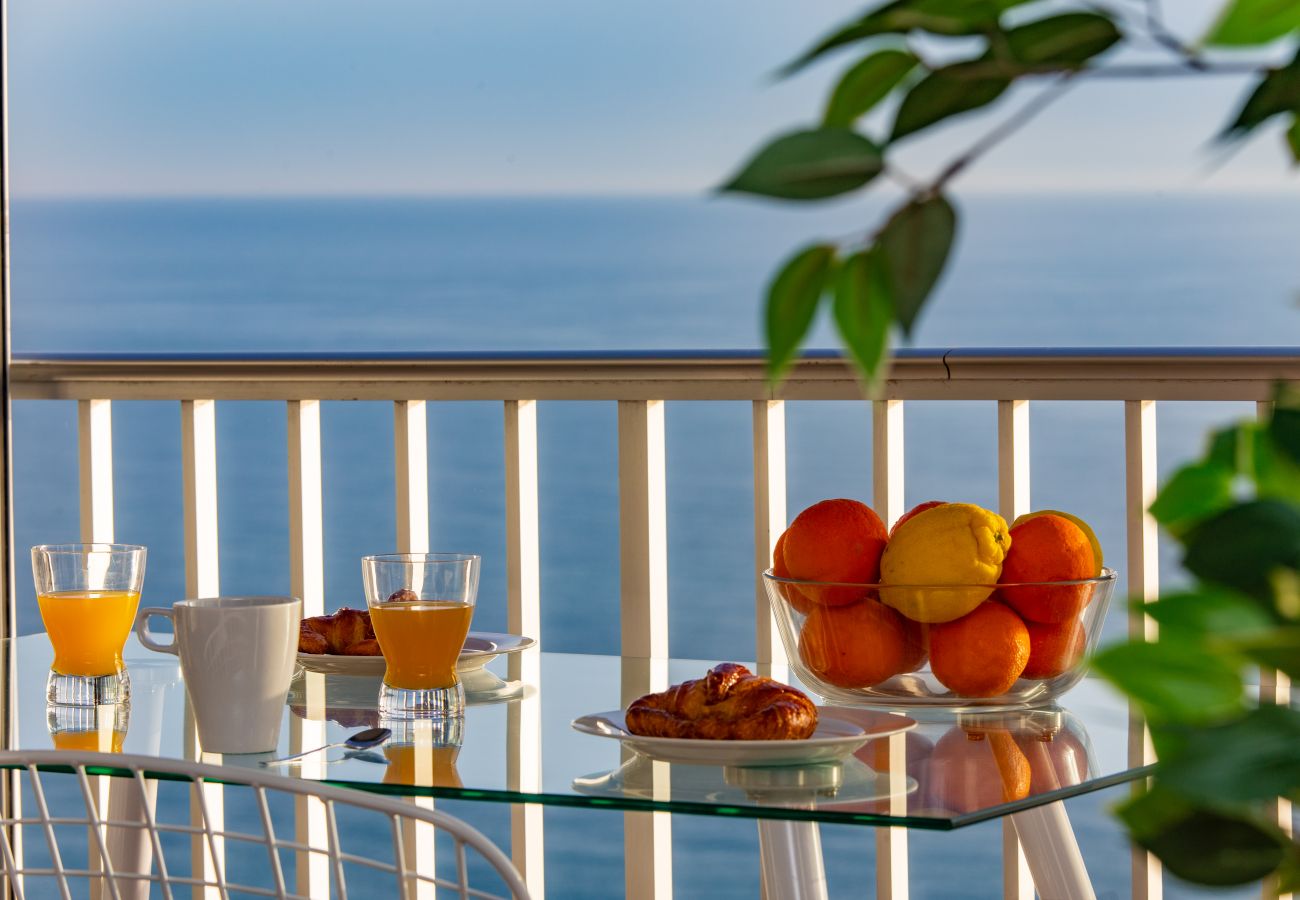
[626,663,817,740]
[298,607,380,656]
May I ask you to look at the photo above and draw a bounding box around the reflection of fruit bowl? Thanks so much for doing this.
[764,568,1116,710]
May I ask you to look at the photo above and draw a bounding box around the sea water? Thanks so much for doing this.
[11,192,1295,897]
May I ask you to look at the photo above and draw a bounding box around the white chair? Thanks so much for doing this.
[0,749,531,900]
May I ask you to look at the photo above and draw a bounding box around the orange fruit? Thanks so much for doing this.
[925,727,1031,814]
[889,500,946,537]
[1012,509,1103,570]
[783,499,887,607]
[771,530,815,616]
[999,514,1097,624]
[1021,617,1086,680]
[928,601,1030,697]
[798,596,907,688]
[899,616,929,672]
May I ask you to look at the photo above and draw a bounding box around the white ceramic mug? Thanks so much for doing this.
[134,596,301,754]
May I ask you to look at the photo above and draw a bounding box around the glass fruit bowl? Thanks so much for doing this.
[763,567,1116,711]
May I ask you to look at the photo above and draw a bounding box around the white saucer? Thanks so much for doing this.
[571,708,910,767]
[296,631,536,677]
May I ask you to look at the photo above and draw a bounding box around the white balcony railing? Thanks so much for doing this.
[8,347,1300,900]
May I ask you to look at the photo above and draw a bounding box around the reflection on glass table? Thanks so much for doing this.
[4,634,1143,823]
[5,633,1145,899]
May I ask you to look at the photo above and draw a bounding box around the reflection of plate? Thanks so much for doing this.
[574,755,914,809]
[572,708,908,767]
[296,632,536,676]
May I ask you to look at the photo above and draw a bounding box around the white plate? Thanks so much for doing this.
[571,708,911,767]
[296,632,536,677]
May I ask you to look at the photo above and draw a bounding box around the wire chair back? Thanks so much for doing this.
[0,749,531,900]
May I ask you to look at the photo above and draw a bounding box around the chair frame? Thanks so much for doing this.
[0,749,531,900]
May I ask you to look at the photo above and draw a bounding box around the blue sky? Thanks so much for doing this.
[7,0,1296,197]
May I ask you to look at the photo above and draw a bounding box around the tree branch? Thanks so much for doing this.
[929,75,1081,194]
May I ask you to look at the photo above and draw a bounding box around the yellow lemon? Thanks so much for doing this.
[880,503,1011,623]
[1011,509,1103,572]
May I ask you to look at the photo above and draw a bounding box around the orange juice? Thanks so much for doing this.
[383,743,462,788]
[370,601,473,689]
[38,590,141,676]
[52,729,126,753]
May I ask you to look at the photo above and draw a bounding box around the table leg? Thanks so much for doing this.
[104,778,157,900]
[1010,801,1095,900]
[757,820,828,900]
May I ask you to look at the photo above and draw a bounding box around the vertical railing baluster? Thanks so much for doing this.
[394,401,429,555]
[78,400,114,544]
[182,400,221,597]
[181,399,224,900]
[504,399,545,897]
[1257,400,1293,900]
[393,399,437,900]
[287,400,329,898]
[997,399,1034,900]
[617,399,671,900]
[872,398,908,900]
[77,398,113,900]
[1125,399,1162,900]
[752,399,788,676]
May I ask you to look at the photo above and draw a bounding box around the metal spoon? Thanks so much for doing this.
[261,727,391,767]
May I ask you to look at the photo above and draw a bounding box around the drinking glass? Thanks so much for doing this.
[32,543,146,707]
[362,553,479,718]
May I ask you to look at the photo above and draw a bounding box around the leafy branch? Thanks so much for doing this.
[724,0,1300,888]
[721,0,1300,387]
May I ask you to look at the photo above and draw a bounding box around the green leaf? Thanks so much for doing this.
[1119,786,1288,886]
[765,244,837,382]
[1253,428,1300,505]
[1270,402,1300,465]
[720,129,885,201]
[1141,588,1278,640]
[1004,12,1122,67]
[780,0,1034,76]
[1207,422,1253,472]
[1277,850,1300,894]
[1206,0,1300,46]
[1091,639,1243,724]
[824,50,919,127]
[1288,117,1300,164]
[1184,499,1300,601]
[876,194,957,336]
[1158,705,1300,808]
[1147,460,1236,535]
[1220,50,1300,140]
[833,249,894,385]
[891,61,1011,142]
[1225,626,1300,678]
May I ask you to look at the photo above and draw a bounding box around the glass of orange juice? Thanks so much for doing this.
[32,543,146,707]
[362,552,479,719]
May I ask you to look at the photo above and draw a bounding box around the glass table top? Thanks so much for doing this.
[4,633,1147,830]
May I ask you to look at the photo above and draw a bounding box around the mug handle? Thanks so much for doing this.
[134,607,178,655]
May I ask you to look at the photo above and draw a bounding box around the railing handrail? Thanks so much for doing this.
[12,347,1300,402]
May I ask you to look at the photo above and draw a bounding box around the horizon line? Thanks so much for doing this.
[9,183,1300,202]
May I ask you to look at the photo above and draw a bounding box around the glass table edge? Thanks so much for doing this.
[0,761,1156,831]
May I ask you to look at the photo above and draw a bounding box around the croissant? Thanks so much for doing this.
[298,607,382,655]
[625,663,818,740]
